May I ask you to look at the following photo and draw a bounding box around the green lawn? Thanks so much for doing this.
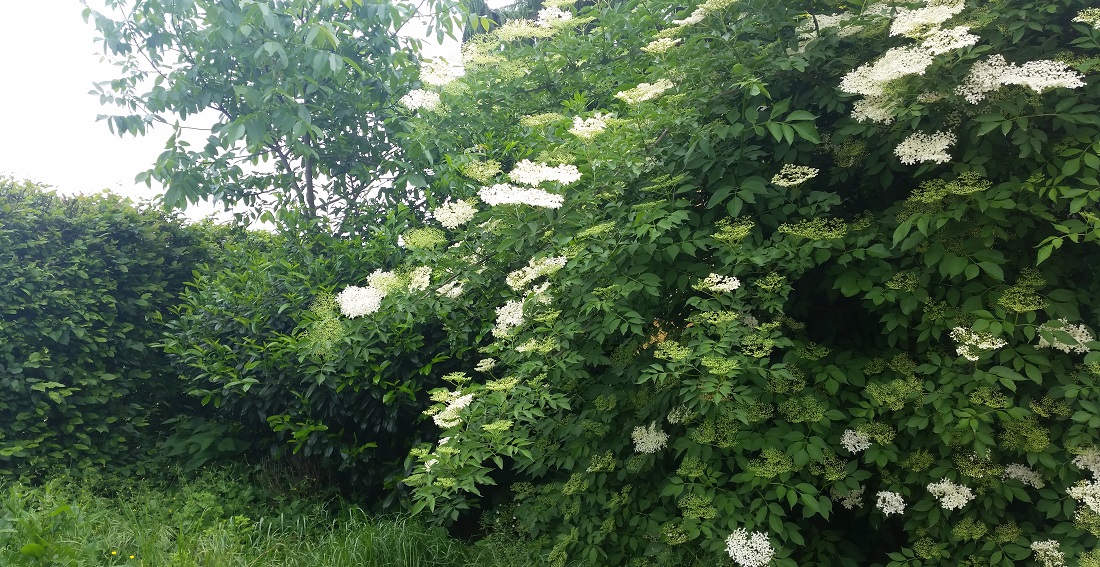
[0,467,538,567]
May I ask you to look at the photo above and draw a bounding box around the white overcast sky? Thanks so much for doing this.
[0,0,476,221]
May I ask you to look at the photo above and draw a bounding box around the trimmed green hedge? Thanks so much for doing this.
[0,178,208,476]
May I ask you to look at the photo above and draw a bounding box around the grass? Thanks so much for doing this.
[0,466,541,567]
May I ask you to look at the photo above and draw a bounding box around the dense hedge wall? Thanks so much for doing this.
[0,178,209,476]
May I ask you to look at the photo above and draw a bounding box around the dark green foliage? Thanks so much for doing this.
[0,178,209,477]
[159,220,456,501]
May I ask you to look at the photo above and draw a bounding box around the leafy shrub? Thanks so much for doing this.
[0,178,210,477]
[160,217,458,499]
[319,0,1100,564]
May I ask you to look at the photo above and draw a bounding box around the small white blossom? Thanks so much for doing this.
[366,270,403,294]
[536,6,572,27]
[1073,450,1100,477]
[336,285,385,318]
[956,55,1086,104]
[1030,540,1066,567]
[641,37,681,54]
[493,299,526,338]
[1075,8,1100,29]
[949,326,1008,361]
[1067,479,1100,513]
[436,280,465,299]
[506,256,568,291]
[889,1,965,38]
[433,200,478,229]
[831,485,866,509]
[841,429,872,453]
[478,184,565,208]
[771,164,820,186]
[672,7,706,26]
[424,458,438,471]
[1002,463,1045,488]
[927,478,975,510]
[420,59,463,87]
[568,114,608,139]
[399,89,441,111]
[1037,318,1093,355]
[408,266,432,292]
[725,528,775,567]
[615,79,674,104]
[840,46,935,97]
[631,422,669,453]
[433,392,475,428]
[474,358,496,372]
[695,273,741,293]
[894,131,956,165]
[876,490,906,516]
[920,26,980,55]
[508,160,582,186]
[852,95,898,124]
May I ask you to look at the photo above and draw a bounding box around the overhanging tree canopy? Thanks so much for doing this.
[86,0,454,227]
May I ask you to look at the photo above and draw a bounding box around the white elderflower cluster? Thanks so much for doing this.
[631,422,669,453]
[771,164,820,186]
[494,19,559,41]
[799,12,855,33]
[420,59,462,87]
[1002,463,1045,488]
[399,89,441,111]
[876,491,906,516]
[474,358,496,372]
[840,46,935,97]
[508,160,582,186]
[1073,450,1100,477]
[956,55,1086,104]
[433,392,475,428]
[479,184,565,209]
[408,266,432,292]
[615,79,674,104]
[695,273,741,293]
[894,131,957,165]
[1067,480,1100,513]
[841,429,872,453]
[367,269,404,294]
[852,95,898,124]
[926,478,975,510]
[673,8,705,26]
[831,485,866,509]
[1037,318,1094,355]
[433,200,478,229]
[920,26,980,55]
[725,529,775,567]
[667,404,691,424]
[536,6,573,27]
[641,37,681,54]
[436,280,465,299]
[569,114,608,139]
[336,285,385,318]
[949,326,1007,361]
[889,1,965,38]
[506,256,568,291]
[1030,540,1066,567]
[493,299,526,338]
[1075,8,1100,29]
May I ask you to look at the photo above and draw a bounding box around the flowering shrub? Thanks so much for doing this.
[169,0,1100,563]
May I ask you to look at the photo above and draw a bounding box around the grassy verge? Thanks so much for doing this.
[0,467,540,567]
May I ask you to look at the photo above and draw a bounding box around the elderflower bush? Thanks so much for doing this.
[317,0,1100,564]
